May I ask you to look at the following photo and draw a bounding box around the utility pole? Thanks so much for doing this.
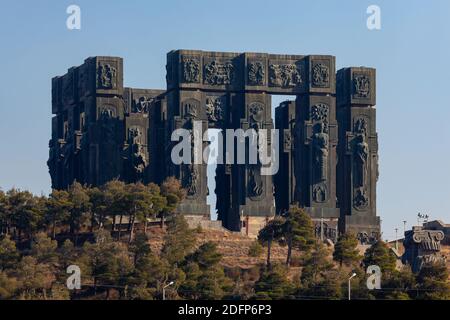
[403,220,407,236]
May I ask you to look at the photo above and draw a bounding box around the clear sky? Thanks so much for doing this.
[0,0,449,241]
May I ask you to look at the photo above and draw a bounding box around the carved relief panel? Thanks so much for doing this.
[203,59,234,85]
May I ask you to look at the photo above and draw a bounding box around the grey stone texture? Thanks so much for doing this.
[49,50,381,240]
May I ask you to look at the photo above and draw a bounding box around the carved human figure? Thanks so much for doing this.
[97,63,116,89]
[354,134,369,187]
[186,165,198,196]
[128,128,147,177]
[249,166,263,197]
[312,122,329,182]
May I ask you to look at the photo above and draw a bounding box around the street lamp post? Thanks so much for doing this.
[348,273,357,300]
[163,281,174,300]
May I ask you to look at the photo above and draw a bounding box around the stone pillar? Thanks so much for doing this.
[233,92,275,231]
[274,100,296,215]
[336,67,380,242]
[294,56,339,241]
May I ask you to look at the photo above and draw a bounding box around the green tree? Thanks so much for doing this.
[333,232,361,267]
[0,271,20,299]
[258,217,285,268]
[8,189,44,242]
[381,267,416,300]
[363,240,397,274]
[129,232,151,267]
[181,242,232,300]
[0,190,9,235]
[46,189,71,238]
[142,183,167,233]
[161,214,196,265]
[248,240,263,257]
[254,264,294,300]
[87,187,107,231]
[0,235,20,271]
[102,180,127,239]
[66,182,91,244]
[283,206,315,267]
[81,229,134,299]
[160,177,186,228]
[300,243,334,286]
[30,232,58,265]
[416,262,450,300]
[16,256,55,300]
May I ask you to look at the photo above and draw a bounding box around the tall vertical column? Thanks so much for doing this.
[231,92,275,235]
[274,100,296,215]
[295,55,339,241]
[336,67,380,243]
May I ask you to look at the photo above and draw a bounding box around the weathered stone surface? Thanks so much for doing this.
[49,50,380,241]
[402,226,446,272]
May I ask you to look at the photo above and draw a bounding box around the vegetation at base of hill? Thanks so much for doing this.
[0,182,449,300]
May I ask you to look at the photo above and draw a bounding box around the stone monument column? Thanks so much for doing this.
[274,100,296,215]
[295,55,340,241]
[336,67,380,242]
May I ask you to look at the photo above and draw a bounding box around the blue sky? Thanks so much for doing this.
[0,0,449,240]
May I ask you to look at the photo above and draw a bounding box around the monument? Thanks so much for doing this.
[48,50,381,241]
[402,226,446,272]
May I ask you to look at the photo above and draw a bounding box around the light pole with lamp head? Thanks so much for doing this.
[348,273,357,300]
[163,281,174,300]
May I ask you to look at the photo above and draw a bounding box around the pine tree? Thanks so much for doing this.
[46,189,71,238]
[283,206,315,267]
[258,217,285,268]
[0,271,19,299]
[161,214,196,265]
[160,177,186,228]
[67,182,91,244]
[30,232,58,265]
[416,262,450,300]
[0,235,20,271]
[333,232,361,267]
[254,264,294,300]
[363,240,397,274]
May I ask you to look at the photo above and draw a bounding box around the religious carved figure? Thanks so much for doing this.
[283,130,292,150]
[128,127,148,177]
[354,117,368,136]
[182,57,200,83]
[249,102,264,123]
[133,96,153,114]
[353,74,370,98]
[353,187,369,210]
[354,134,369,188]
[310,103,329,122]
[269,64,301,87]
[248,61,265,85]
[312,63,329,87]
[97,63,116,89]
[248,166,263,197]
[185,164,198,196]
[184,99,199,119]
[205,96,224,122]
[204,60,234,85]
[313,184,327,203]
[312,122,329,182]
